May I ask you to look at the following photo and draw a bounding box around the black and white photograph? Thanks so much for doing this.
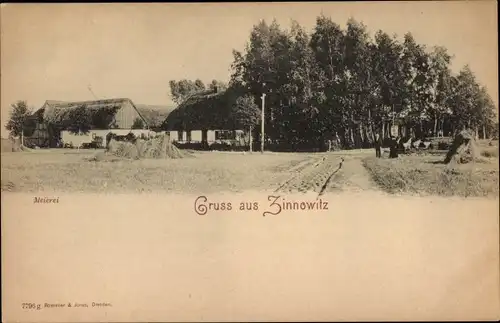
[1,2,499,322]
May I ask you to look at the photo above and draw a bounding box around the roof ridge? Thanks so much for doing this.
[45,98,131,106]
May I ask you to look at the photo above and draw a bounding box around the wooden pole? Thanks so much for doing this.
[261,93,266,154]
[392,104,395,128]
[249,125,253,152]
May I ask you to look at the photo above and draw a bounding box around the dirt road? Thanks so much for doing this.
[274,151,378,197]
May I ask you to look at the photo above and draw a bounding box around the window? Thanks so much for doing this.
[215,130,236,140]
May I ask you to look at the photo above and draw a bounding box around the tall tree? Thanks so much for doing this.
[310,15,348,146]
[372,30,404,138]
[474,85,497,139]
[208,80,228,92]
[343,18,375,145]
[241,19,274,96]
[194,79,206,91]
[282,20,318,147]
[450,65,481,133]
[428,46,453,136]
[399,33,434,137]
[232,94,260,152]
[169,79,206,104]
[6,100,33,138]
[230,19,294,144]
[230,48,251,89]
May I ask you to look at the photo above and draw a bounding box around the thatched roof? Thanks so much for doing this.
[32,98,168,128]
[33,98,155,130]
[40,98,130,115]
[135,104,175,129]
[163,89,240,130]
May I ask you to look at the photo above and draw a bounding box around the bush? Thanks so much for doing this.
[480,147,499,158]
[173,142,208,150]
[209,142,247,151]
[437,140,451,150]
[173,141,249,152]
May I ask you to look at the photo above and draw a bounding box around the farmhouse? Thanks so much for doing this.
[26,98,174,148]
[163,88,249,146]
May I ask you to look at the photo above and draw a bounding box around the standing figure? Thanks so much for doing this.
[374,133,382,158]
[335,132,341,150]
[389,136,399,158]
[105,132,115,150]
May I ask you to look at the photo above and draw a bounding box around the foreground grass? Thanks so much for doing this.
[479,146,499,158]
[362,153,499,198]
[1,150,312,193]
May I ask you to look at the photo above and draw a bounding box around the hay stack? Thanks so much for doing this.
[107,139,140,159]
[444,130,479,164]
[1,137,23,152]
[141,135,187,159]
[1,138,14,152]
[106,134,188,160]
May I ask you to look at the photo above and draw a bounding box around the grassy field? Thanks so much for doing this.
[363,148,499,198]
[2,145,498,198]
[1,149,317,193]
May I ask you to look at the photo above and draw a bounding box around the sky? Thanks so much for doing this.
[1,1,498,138]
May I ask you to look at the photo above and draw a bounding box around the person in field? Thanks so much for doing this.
[389,135,399,158]
[374,133,382,158]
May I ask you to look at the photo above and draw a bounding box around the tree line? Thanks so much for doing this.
[221,16,497,149]
[169,79,228,105]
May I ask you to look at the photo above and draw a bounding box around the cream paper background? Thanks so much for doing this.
[1,2,500,322]
[2,192,499,321]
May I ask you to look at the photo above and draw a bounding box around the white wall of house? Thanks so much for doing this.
[207,130,216,142]
[168,131,178,142]
[56,128,249,147]
[191,130,202,142]
[61,129,156,147]
[165,129,248,145]
[167,130,196,143]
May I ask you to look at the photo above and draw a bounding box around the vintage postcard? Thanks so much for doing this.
[1,2,499,322]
